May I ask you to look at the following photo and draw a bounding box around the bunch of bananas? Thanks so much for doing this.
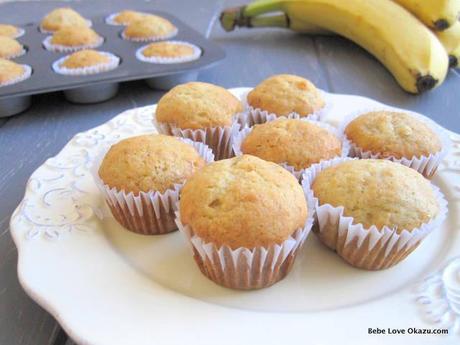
[220,0,460,94]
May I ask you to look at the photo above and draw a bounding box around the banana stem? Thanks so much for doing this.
[220,8,289,32]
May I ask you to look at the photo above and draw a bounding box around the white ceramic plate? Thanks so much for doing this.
[10,88,460,345]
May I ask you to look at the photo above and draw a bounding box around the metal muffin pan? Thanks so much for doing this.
[0,1,226,117]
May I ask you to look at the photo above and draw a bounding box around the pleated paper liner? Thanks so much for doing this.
[52,52,120,76]
[301,157,448,270]
[2,46,26,59]
[91,137,215,235]
[338,108,452,178]
[42,35,104,53]
[232,117,350,180]
[175,195,315,290]
[136,41,202,64]
[0,64,32,88]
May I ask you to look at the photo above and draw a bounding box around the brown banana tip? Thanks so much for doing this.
[416,75,438,93]
[219,6,245,32]
[433,19,450,31]
[448,55,458,68]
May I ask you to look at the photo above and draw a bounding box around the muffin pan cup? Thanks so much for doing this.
[154,119,241,160]
[232,117,351,180]
[175,196,315,290]
[301,157,448,270]
[91,138,215,235]
[338,108,452,179]
[0,1,225,117]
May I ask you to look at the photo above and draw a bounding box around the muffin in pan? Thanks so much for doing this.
[40,7,90,33]
[155,82,243,160]
[233,118,347,179]
[95,134,214,235]
[106,10,147,25]
[53,49,120,75]
[343,110,448,178]
[122,15,178,41]
[43,26,103,52]
[303,158,447,270]
[177,155,313,290]
[243,74,326,126]
[0,24,24,38]
[136,41,201,64]
[0,36,25,59]
[0,58,31,87]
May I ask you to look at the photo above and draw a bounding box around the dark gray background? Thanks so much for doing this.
[0,1,459,344]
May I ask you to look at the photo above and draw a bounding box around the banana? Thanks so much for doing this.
[220,0,449,94]
[392,0,460,31]
[435,22,460,68]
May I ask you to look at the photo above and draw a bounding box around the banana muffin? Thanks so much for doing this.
[239,119,343,174]
[40,7,89,32]
[138,41,201,63]
[0,58,30,86]
[97,134,208,235]
[246,74,325,124]
[344,111,443,177]
[0,24,22,38]
[110,10,146,25]
[309,159,443,270]
[123,15,177,41]
[46,26,103,51]
[179,154,310,289]
[53,49,119,75]
[155,82,243,159]
[0,37,24,59]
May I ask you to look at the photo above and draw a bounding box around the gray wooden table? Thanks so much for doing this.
[1,0,459,344]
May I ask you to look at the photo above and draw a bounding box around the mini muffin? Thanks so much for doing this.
[40,7,89,32]
[53,49,119,75]
[110,10,146,25]
[155,82,243,160]
[123,15,177,41]
[304,158,445,270]
[0,58,30,86]
[0,24,22,38]
[344,111,444,178]
[238,118,343,177]
[97,134,211,235]
[245,74,325,126]
[46,26,103,52]
[0,37,24,59]
[137,41,201,64]
[178,155,311,289]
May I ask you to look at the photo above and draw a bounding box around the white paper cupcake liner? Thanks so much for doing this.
[135,41,202,64]
[121,27,178,42]
[153,115,241,160]
[91,137,215,235]
[236,89,330,127]
[339,107,452,178]
[0,64,32,88]
[11,27,25,38]
[1,46,26,60]
[42,35,104,53]
[301,157,448,270]
[175,192,315,289]
[39,19,93,34]
[232,118,350,180]
[52,52,120,76]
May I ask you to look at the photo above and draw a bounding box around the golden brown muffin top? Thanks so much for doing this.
[0,58,24,84]
[247,74,325,116]
[51,26,101,47]
[241,119,342,170]
[345,111,442,159]
[142,41,195,58]
[124,15,177,39]
[41,7,88,32]
[312,159,439,232]
[0,24,20,38]
[0,36,22,59]
[180,155,308,249]
[61,50,110,69]
[98,134,206,194]
[113,10,146,25]
[156,82,243,129]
